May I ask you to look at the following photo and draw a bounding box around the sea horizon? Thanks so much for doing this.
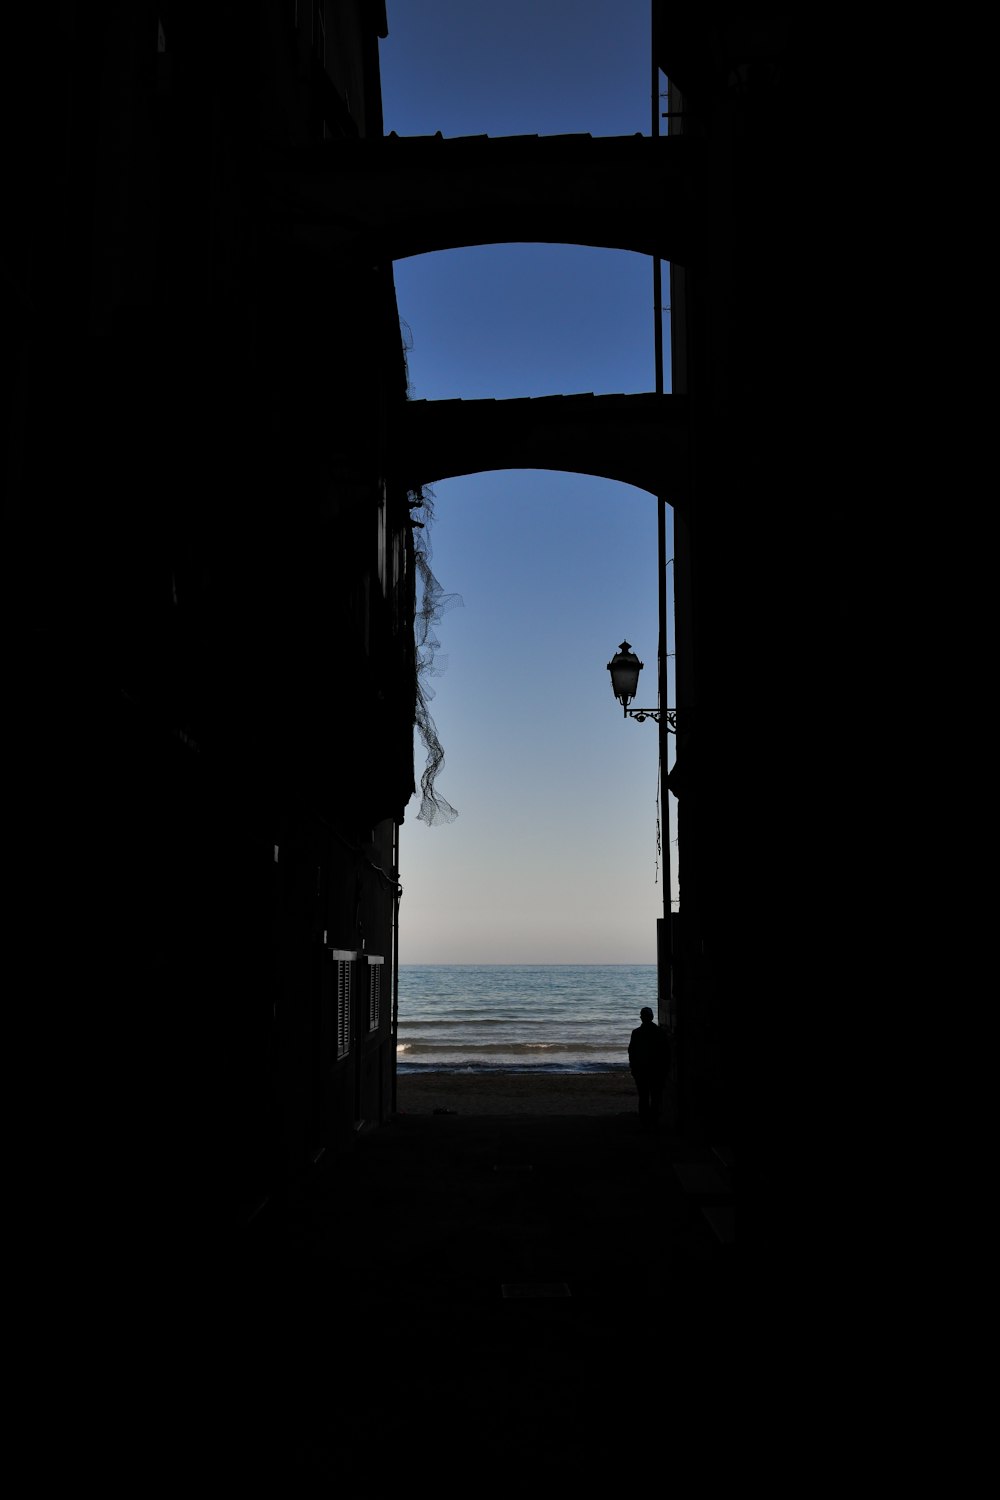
[396,962,658,1074]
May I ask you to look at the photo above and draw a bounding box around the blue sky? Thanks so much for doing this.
[378,1,676,963]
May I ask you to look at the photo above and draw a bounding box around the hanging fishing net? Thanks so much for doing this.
[409,484,461,824]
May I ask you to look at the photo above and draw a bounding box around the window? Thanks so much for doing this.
[329,949,356,1060]
[366,955,384,1034]
[337,960,352,1058]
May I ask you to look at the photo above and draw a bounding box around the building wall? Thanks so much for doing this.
[657,12,848,1153]
[6,1,410,1237]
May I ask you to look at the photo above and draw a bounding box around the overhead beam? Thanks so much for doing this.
[392,391,688,502]
[265,133,703,264]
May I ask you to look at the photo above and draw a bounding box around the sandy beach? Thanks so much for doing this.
[395,1069,637,1117]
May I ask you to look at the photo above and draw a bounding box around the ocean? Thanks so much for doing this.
[396,964,658,1074]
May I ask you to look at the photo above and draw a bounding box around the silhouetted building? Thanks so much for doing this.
[658,11,846,1159]
[8,2,415,1235]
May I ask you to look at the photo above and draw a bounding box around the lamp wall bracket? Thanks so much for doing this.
[623,708,676,731]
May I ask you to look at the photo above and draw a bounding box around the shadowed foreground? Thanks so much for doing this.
[230,1087,740,1486]
[262,1110,731,1288]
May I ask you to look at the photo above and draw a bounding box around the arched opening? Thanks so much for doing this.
[400,467,674,967]
[395,244,657,403]
[396,465,677,1087]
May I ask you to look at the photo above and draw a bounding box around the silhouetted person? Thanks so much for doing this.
[628,1006,671,1130]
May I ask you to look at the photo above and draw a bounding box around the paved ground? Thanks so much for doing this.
[255,1108,733,1294]
[228,1108,739,1488]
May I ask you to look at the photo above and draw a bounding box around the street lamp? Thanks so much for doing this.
[606,641,676,731]
[607,637,677,1054]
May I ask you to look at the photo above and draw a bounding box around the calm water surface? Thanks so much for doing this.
[396,964,657,1073]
